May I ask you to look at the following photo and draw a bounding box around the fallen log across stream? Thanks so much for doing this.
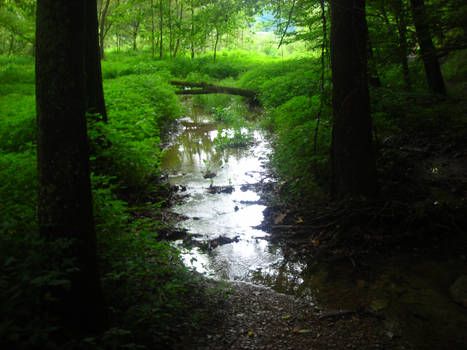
[170,80,259,103]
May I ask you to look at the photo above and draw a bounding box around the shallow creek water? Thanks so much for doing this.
[162,104,289,283]
[162,102,467,349]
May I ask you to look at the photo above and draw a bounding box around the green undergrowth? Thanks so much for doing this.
[2,46,465,348]
[239,57,332,199]
[0,54,209,349]
[237,49,467,202]
[102,49,278,81]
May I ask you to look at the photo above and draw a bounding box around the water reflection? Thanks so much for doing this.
[162,104,298,287]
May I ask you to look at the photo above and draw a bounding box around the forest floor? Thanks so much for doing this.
[164,280,411,350]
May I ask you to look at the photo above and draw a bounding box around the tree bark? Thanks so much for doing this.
[330,0,377,198]
[36,0,106,333]
[86,0,107,122]
[410,0,446,95]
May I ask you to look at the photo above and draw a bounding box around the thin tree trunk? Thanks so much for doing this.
[410,0,446,95]
[7,34,15,56]
[151,0,155,58]
[116,32,120,52]
[99,0,110,60]
[86,0,107,122]
[159,0,164,59]
[330,0,377,198]
[168,0,173,57]
[314,0,327,153]
[367,38,381,87]
[191,0,195,59]
[395,0,411,90]
[36,0,106,332]
[174,0,183,58]
[213,28,219,61]
[132,20,139,51]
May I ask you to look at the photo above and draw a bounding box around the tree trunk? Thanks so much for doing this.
[132,20,139,51]
[168,0,173,57]
[367,38,381,87]
[213,28,219,61]
[410,0,446,95]
[151,0,155,58]
[159,0,164,59]
[36,0,106,332]
[191,0,195,59]
[174,0,183,58]
[395,0,411,90]
[330,0,377,198]
[99,0,110,60]
[86,0,107,122]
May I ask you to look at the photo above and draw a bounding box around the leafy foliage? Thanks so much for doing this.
[239,57,332,198]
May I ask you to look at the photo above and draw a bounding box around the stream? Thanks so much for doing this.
[162,101,288,283]
[161,100,467,350]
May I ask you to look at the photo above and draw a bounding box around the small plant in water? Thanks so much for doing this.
[214,127,254,150]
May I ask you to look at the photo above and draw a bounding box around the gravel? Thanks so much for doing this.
[174,280,412,350]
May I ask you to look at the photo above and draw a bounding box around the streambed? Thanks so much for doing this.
[161,102,289,283]
[161,100,467,350]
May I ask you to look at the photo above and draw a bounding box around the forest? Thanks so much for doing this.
[0,0,466,349]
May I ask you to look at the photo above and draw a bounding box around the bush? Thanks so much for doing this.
[239,57,331,198]
[0,94,36,152]
[0,150,37,235]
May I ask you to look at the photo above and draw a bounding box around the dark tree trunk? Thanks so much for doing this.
[8,34,15,56]
[330,0,377,198]
[213,28,219,61]
[36,0,106,333]
[367,38,381,87]
[410,0,446,95]
[394,0,411,90]
[86,0,107,122]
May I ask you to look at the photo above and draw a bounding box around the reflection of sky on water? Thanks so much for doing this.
[162,105,304,292]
